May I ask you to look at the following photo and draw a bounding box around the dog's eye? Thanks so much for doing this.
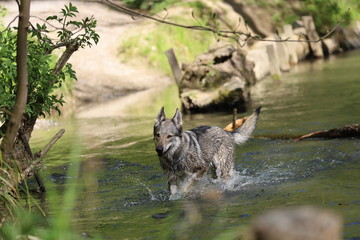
[156,133,160,138]
[167,135,173,139]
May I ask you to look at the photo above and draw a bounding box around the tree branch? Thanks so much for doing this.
[35,129,65,159]
[0,15,19,33]
[103,0,349,44]
[51,42,79,76]
[16,129,65,184]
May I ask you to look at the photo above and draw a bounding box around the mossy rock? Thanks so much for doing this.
[180,43,255,113]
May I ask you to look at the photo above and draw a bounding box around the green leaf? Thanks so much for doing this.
[46,15,58,21]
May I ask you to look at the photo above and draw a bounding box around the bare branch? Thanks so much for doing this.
[103,0,350,44]
[35,129,65,159]
[0,15,19,33]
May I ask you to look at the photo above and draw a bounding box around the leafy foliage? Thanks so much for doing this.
[244,0,360,35]
[45,3,99,48]
[299,0,353,34]
[0,3,99,137]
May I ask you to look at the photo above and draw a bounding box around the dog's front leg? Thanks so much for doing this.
[183,169,207,193]
[168,176,178,195]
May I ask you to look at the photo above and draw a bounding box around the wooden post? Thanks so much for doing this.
[283,24,298,65]
[273,34,290,72]
[302,16,324,58]
[266,44,281,80]
[232,108,237,131]
[165,48,182,86]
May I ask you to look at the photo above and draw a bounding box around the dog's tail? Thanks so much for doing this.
[232,106,262,145]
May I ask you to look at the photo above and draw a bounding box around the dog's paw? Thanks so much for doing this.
[169,192,182,201]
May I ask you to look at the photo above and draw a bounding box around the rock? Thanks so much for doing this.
[223,0,274,37]
[292,21,312,60]
[180,44,255,113]
[266,44,281,80]
[152,211,169,219]
[283,24,299,65]
[246,47,270,80]
[335,25,360,51]
[273,35,291,72]
[250,206,343,240]
[322,38,340,56]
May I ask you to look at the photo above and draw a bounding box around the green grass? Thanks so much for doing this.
[0,139,102,240]
[119,1,219,76]
[120,21,214,76]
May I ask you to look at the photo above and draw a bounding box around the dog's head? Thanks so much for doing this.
[153,107,182,156]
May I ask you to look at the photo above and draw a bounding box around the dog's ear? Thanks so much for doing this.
[155,107,166,127]
[172,108,182,131]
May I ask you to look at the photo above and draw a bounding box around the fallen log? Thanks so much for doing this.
[224,118,360,141]
[294,124,360,141]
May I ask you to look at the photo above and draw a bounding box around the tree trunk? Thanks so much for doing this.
[1,0,31,163]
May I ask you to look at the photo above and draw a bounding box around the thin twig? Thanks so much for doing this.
[0,15,18,33]
[30,15,63,30]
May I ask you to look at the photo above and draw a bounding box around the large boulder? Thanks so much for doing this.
[250,206,342,240]
[179,44,255,113]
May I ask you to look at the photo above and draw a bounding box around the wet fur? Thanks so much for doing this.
[153,107,261,197]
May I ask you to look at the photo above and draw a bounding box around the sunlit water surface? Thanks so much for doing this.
[30,50,360,239]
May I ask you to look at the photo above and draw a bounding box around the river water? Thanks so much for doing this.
[30,50,360,239]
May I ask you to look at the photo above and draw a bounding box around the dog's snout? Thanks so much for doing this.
[156,146,164,155]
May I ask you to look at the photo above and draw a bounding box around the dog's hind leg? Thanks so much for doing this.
[210,164,217,179]
[212,150,234,181]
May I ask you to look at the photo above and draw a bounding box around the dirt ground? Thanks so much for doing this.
[1,0,172,118]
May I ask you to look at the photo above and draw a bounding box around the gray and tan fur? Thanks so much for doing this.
[153,107,261,196]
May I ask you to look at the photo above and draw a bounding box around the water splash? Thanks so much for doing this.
[138,181,157,201]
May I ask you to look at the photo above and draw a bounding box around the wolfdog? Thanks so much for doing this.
[153,106,261,197]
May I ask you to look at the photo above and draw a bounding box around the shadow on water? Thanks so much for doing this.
[30,50,360,239]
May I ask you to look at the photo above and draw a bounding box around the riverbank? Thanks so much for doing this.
[1,0,173,118]
[1,0,360,118]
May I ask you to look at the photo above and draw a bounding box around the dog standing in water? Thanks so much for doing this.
[153,107,261,197]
